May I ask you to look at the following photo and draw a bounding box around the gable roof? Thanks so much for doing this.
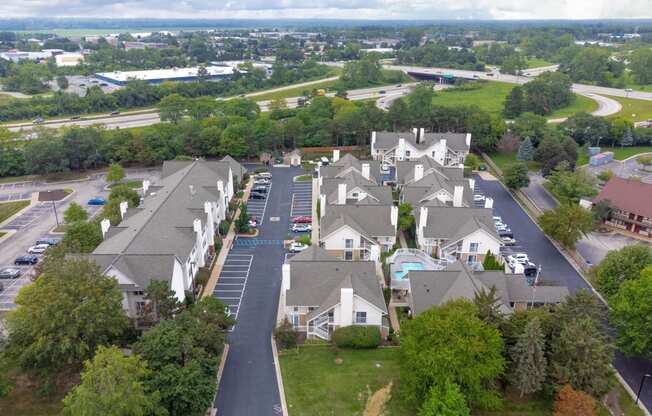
[408,263,568,315]
[221,155,246,183]
[285,259,387,320]
[321,205,396,240]
[374,131,470,152]
[402,172,472,208]
[594,176,652,219]
[289,245,338,262]
[321,171,393,206]
[418,206,500,243]
[319,154,383,184]
[396,156,464,185]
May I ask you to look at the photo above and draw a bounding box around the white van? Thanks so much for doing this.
[320,157,330,166]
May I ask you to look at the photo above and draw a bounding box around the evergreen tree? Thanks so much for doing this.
[517,137,534,161]
[473,286,503,326]
[504,86,524,118]
[510,318,547,397]
[419,381,470,416]
[621,127,634,147]
[482,251,503,270]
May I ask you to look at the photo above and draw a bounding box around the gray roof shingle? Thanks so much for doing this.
[418,206,500,243]
[374,131,470,152]
[321,205,396,240]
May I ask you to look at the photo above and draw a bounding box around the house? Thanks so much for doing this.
[319,151,383,185]
[371,128,471,167]
[220,155,246,186]
[407,262,569,316]
[83,160,235,324]
[283,149,302,167]
[592,176,652,238]
[320,170,393,206]
[415,204,502,264]
[280,246,388,340]
[399,158,475,208]
[319,203,398,262]
[395,155,465,186]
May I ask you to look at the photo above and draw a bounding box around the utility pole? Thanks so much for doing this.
[636,374,650,404]
[52,200,60,227]
[530,265,542,309]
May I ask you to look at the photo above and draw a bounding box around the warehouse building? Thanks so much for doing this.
[95,66,236,86]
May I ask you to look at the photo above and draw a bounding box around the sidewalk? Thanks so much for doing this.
[202,179,253,299]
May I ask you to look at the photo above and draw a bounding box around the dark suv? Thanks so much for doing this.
[14,255,38,265]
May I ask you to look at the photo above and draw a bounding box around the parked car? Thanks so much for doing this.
[87,197,106,205]
[254,179,270,185]
[501,236,517,246]
[288,242,308,253]
[291,223,312,233]
[495,224,511,232]
[0,267,22,279]
[70,115,81,120]
[498,229,514,238]
[36,238,60,246]
[256,172,272,179]
[110,110,120,116]
[15,255,38,265]
[250,192,266,200]
[507,253,530,265]
[248,218,258,228]
[33,116,44,124]
[27,244,50,254]
[492,216,502,222]
[292,216,312,224]
[473,194,485,202]
[252,186,268,193]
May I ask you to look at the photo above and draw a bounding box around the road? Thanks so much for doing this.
[474,175,652,413]
[214,166,305,416]
[6,83,417,133]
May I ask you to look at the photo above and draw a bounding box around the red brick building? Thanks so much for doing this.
[594,177,652,238]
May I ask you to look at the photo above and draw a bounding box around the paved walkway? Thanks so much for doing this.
[521,173,558,211]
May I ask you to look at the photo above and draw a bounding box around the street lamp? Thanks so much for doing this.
[636,374,651,404]
[51,200,60,227]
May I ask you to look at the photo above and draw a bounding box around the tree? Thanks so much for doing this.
[509,318,547,397]
[546,163,597,203]
[610,267,652,359]
[553,289,605,329]
[398,202,415,237]
[56,75,69,90]
[482,251,503,271]
[549,318,614,397]
[387,98,410,130]
[418,381,470,416]
[399,300,505,410]
[63,202,88,223]
[621,127,634,147]
[464,153,481,171]
[504,162,530,190]
[109,184,140,207]
[629,48,652,85]
[503,86,524,118]
[274,319,298,350]
[473,286,503,326]
[516,137,534,161]
[553,385,596,416]
[539,204,593,249]
[62,220,103,253]
[235,203,249,233]
[62,346,163,416]
[106,162,125,184]
[5,259,128,375]
[144,280,181,323]
[591,199,613,224]
[511,112,548,146]
[159,93,186,123]
[595,244,652,298]
[408,84,434,127]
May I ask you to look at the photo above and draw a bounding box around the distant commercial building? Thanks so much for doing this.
[360,48,395,54]
[55,53,84,67]
[95,65,236,86]
[123,41,168,50]
[0,50,52,62]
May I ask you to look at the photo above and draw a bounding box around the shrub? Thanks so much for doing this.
[274,319,298,350]
[553,385,596,416]
[332,325,381,349]
[597,169,613,182]
[218,220,231,236]
[296,235,312,246]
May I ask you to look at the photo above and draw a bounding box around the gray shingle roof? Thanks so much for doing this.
[418,206,501,243]
[396,156,464,185]
[289,245,338,262]
[408,263,568,315]
[374,131,470,152]
[285,260,387,321]
[321,171,393,206]
[221,155,246,183]
[87,160,230,288]
[321,205,396,240]
[401,174,472,208]
[320,154,383,184]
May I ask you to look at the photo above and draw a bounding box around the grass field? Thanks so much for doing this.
[489,152,540,172]
[524,58,554,68]
[607,96,652,123]
[0,200,30,224]
[108,180,142,189]
[577,146,652,166]
[431,81,595,119]
[0,93,16,104]
[251,79,341,102]
[279,346,414,416]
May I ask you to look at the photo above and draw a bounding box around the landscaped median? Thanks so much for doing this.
[0,200,30,224]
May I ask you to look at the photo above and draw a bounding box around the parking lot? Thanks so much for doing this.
[0,192,32,202]
[3,203,54,230]
[212,249,253,321]
[290,180,312,217]
[247,179,272,226]
[0,273,32,310]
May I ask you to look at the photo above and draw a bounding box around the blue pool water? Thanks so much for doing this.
[394,262,425,280]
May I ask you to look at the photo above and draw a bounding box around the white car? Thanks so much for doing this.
[492,216,502,222]
[473,194,485,201]
[380,163,390,173]
[507,253,530,265]
[291,223,312,233]
[27,244,50,254]
[495,224,510,232]
[501,236,517,246]
[288,242,308,253]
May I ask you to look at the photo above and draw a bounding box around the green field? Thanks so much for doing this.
[524,58,554,68]
[0,200,30,224]
[607,95,652,123]
[0,93,16,104]
[251,79,341,102]
[577,146,652,166]
[431,81,595,119]
[488,152,540,173]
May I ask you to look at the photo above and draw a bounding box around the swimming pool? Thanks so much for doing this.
[394,262,425,280]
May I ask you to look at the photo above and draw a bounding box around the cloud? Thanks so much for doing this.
[0,0,651,19]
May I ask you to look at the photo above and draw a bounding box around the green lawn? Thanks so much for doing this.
[279,346,414,416]
[524,58,554,68]
[0,93,16,104]
[294,175,312,182]
[607,95,652,123]
[250,79,341,102]
[0,200,30,224]
[489,152,540,173]
[108,179,142,189]
[577,146,652,166]
[431,81,595,119]
[0,231,6,238]
[548,94,598,119]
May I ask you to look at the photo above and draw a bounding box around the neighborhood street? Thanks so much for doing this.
[215,166,305,416]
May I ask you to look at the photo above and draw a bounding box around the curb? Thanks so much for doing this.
[0,198,33,229]
[208,344,230,416]
[271,335,289,416]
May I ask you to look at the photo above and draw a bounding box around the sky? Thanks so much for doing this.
[1,0,651,20]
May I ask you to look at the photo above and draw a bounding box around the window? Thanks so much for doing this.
[135,301,146,316]
[355,311,367,324]
[345,251,353,260]
[469,242,479,253]
[432,151,436,158]
[467,255,477,264]
[291,314,299,326]
[293,306,299,312]
[133,290,144,296]
[345,239,353,249]
[351,192,358,198]
[405,150,411,157]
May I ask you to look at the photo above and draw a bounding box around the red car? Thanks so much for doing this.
[292,216,312,224]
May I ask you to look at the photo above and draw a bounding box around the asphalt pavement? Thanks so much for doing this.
[474,174,652,412]
[215,166,304,416]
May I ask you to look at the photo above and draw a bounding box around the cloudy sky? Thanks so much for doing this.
[1,0,652,20]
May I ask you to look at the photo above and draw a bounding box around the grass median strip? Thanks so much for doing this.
[0,200,30,224]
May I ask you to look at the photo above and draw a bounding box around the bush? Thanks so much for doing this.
[597,170,613,183]
[296,235,312,246]
[332,325,381,349]
[218,220,231,235]
[274,319,298,350]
